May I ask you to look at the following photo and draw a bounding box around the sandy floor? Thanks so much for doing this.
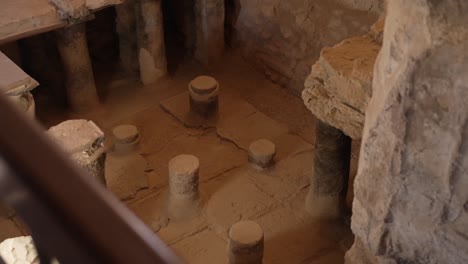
[1,51,353,263]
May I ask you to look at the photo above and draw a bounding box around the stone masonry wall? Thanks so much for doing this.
[230,0,383,95]
[165,0,383,95]
[346,0,468,263]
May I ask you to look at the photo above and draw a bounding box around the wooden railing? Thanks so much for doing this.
[0,92,181,264]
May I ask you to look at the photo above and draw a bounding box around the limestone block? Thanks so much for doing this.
[347,0,468,263]
[48,120,106,184]
[302,27,382,139]
[0,236,39,264]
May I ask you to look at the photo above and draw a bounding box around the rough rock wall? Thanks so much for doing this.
[347,0,468,263]
[302,19,383,139]
[231,0,382,95]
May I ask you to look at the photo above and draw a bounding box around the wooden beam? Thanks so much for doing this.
[0,51,39,95]
[0,0,124,45]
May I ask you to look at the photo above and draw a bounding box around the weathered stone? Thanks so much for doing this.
[115,0,139,74]
[167,154,201,221]
[48,0,90,21]
[0,236,39,264]
[302,26,382,139]
[347,1,468,263]
[228,220,264,264]
[188,76,220,117]
[194,0,225,66]
[48,120,106,185]
[56,23,99,112]
[306,120,351,220]
[135,0,167,85]
[106,124,148,200]
[248,139,276,171]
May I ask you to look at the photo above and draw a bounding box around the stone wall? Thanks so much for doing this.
[230,0,382,95]
[347,0,468,263]
[165,0,382,95]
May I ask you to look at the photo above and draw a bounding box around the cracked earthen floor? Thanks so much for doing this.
[1,51,352,263]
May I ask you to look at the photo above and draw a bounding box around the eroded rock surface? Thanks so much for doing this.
[302,20,382,139]
[347,1,468,263]
[48,119,106,184]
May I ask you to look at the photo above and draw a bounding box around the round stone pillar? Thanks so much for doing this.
[135,0,168,85]
[56,23,99,112]
[167,154,201,221]
[194,0,225,66]
[188,76,219,117]
[228,220,264,264]
[248,139,276,171]
[116,0,139,75]
[306,120,351,220]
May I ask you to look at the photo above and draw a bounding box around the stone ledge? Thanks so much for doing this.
[302,19,383,139]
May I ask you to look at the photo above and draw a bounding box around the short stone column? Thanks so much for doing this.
[135,0,168,85]
[306,120,351,220]
[167,154,201,221]
[56,23,99,112]
[194,0,225,66]
[248,139,276,171]
[105,124,148,200]
[188,75,219,117]
[228,220,264,264]
[48,120,106,185]
[116,0,139,74]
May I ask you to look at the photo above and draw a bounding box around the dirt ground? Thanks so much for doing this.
[1,51,354,264]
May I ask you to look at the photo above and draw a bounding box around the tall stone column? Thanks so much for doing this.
[194,0,225,66]
[115,0,139,75]
[135,0,167,85]
[346,1,468,263]
[306,120,351,220]
[56,23,99,112]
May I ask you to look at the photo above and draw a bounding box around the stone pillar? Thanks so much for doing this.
[106,124,148,200]
[228,220,264,264]
[188,75,219,117]
[346,1,468,263]
[135,0,167,85]
[56,23,99,112]
[115,0,139,74]
[48,120,106,185]
[248,139,276,171]
[194,0,225,66]
[306,120,351,220]
[167,154,201,221]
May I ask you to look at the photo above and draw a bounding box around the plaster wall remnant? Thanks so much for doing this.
[228,220,264,264]
[306,120,351,220]
[194,0,225,66]
[188,75,220,117]
[48,119,106,185]
[346,0,468,263]
[167,154,201,221]
[135,0,167,85]
[56,23,99,112]
[115,0,139,74]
